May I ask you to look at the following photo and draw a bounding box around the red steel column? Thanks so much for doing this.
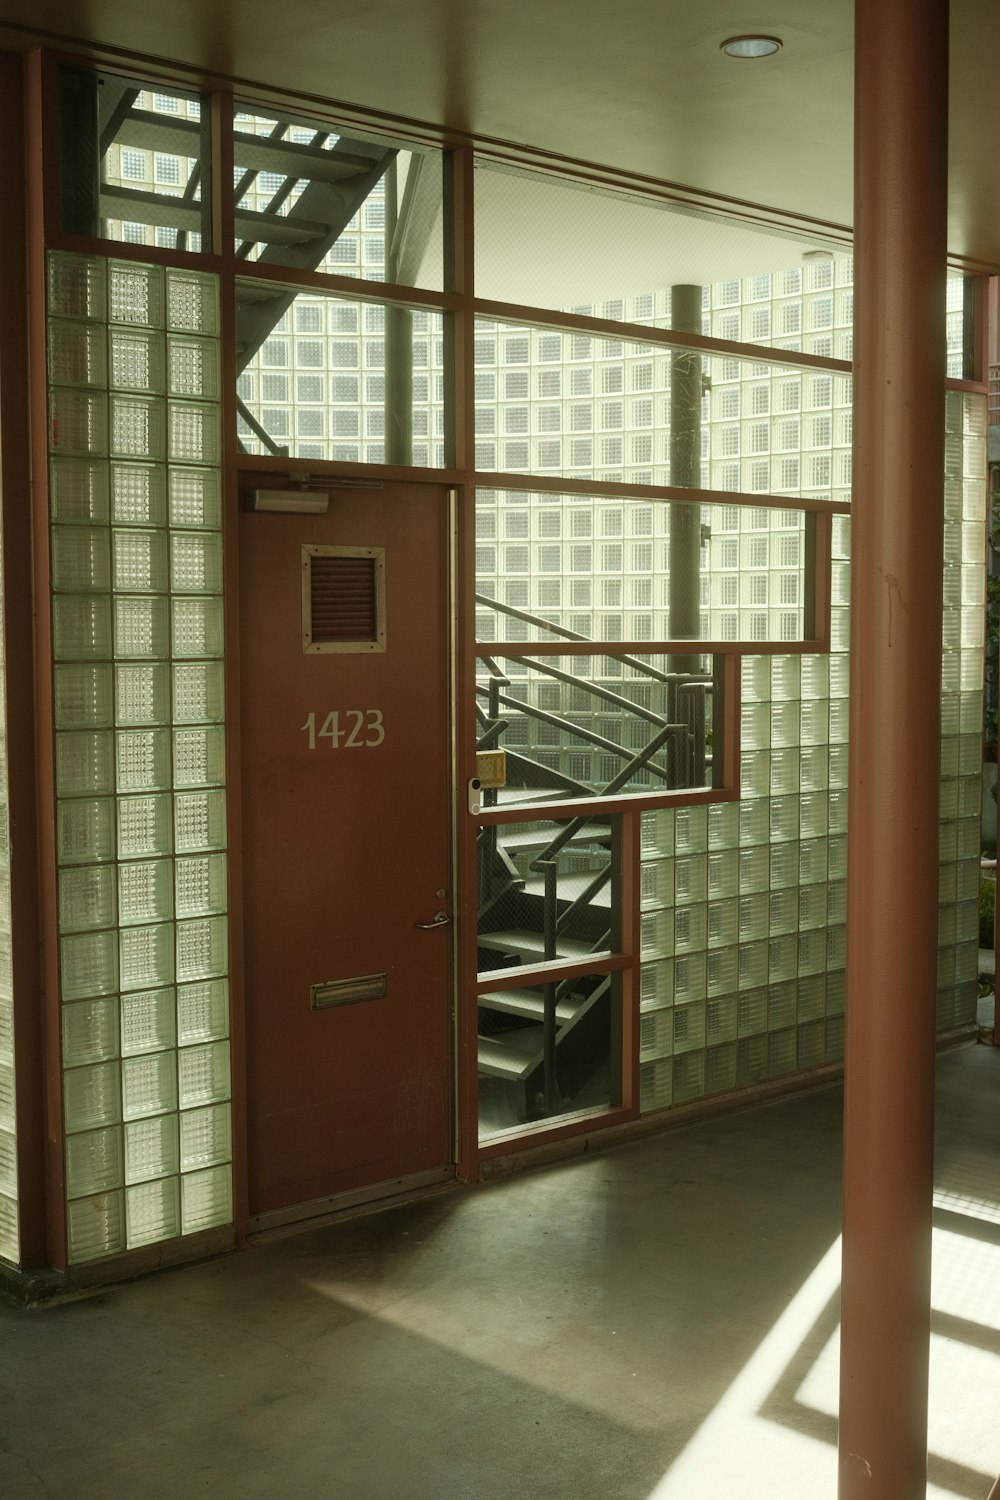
[840,1,949,1496]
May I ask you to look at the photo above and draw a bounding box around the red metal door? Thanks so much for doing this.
[239,481,452,1216]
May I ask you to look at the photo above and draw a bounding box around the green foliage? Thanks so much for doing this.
[980,875,996,949]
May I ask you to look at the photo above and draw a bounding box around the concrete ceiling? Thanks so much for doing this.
[0,0,997,270]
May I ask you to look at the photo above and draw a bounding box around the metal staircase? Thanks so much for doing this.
[73,76,439,455]
[475,595,717,1124]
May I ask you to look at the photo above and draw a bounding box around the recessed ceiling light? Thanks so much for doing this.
[721,35,783,58]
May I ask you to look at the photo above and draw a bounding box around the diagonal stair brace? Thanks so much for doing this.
[234,140,398,374]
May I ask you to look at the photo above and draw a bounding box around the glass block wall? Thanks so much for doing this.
[46,252,233,1265]
[0,512,18,1263]
[637,391,986,1112]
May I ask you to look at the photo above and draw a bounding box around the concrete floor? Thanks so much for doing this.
[1,1044,998,1500]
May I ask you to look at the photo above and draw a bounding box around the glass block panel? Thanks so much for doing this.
[118,859,174,927]
[57,797,116,865]
[64,1061,121,1133]
[672,1000,705,1054]
[0,1138,18,1201]
[673,1050,706,1103]
[59,864,116,933]
[49,318,107,388]
[48,252,106,321]
[768,1026,798,1076]
[114,596,170,659]
[109,262,165,328]
[180,1163,232,1234]
[707,802,740,849]
[109,328,165,393]
[172,663,225,724]
[167,270,220,336]
[176,979,229,1045]
[117,794,173,858]
[119,922,175,992]
[125,1114,179,1184]
[737,1033,768,1085]
[180,1103,231,1172]
[49,388,108,457]
[170,533,223,594]
[171,598,224,659]
[704,1042,737,1095]
[122,1051,177,1120]
[738,941,768,989]
[115,663,171,726]
[111,463,167,527]
[705,946,738,996]
[178,1041,230,1108]
[706,993,737,1046]
[121,987,176,1056]
[639,959,672,1010]
[168,467,222,530]
[53,594,113,661]
[66,1190,125,1263]
[54,663,114,730]
[62,997,119,1067]
[173,726,226,788]
[116,729,171,793]
[66,1126,123,1199]
[60,929,118,1001]
[51,525,111,594]
[174,790,227,852]
[168,337,220,400]
[640,858,674,911]
[175,918,228,983]
[112,529,169,593]
[168,401,221,465]
[175,855,227,919]
[110,394,166,461]
[640,1056,672,1112]
[50,457,110,525]
[797,1019,826,1069]
[126,1176,180,1247]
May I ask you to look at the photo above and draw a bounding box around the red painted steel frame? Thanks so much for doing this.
[24,49,69,1271]
[840,1,949,1495]
[0,52,47,1267]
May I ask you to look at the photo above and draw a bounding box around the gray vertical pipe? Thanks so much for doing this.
[668,284,703,674]
[384,160,413,466]
[839,1,949,1495]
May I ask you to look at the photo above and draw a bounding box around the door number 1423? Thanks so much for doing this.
[300,709,385,749]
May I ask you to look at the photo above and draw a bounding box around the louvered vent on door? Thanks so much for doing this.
[302,545,386,653]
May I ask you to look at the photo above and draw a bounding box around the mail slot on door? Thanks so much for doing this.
[311,973,387,1009]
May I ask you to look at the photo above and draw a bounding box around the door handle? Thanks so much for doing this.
[415,911,451,929]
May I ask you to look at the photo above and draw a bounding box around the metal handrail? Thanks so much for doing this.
[476,591,709,688]
[529,717,683,868]
[489,651,673,727]
[476,685,680,777]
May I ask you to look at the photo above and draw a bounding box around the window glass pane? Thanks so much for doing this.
[59,67,210,252]
[474,319,851,501]
[233,109,443,290]
[475,489,815,645]
[476,652,724,803]
[236,283,447,465]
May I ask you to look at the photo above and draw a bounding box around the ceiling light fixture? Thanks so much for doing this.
[721,35,782,59]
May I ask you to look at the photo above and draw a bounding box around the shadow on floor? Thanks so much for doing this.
[0,1045,997,1500]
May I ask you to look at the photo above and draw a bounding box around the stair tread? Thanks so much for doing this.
[520,873,613,907]
[477,928,595,958]
[478,1034,539,1079]
[497,825,611,852]
[478,987,582,1023]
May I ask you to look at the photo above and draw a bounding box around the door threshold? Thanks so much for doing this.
[247,1165,456,1240]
